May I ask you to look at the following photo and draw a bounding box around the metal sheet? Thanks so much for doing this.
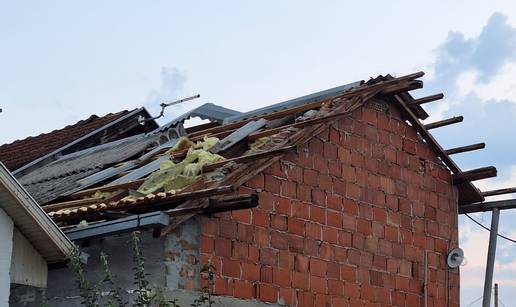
[64,211,169,241]
[223,81,361,124]
[210,119,267,153]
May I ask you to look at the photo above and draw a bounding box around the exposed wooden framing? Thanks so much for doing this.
[248,110,354,141]
[392,94,484,204]
[424,116,463,130]
[452,166,497,184]
[203,145,296,173]
[482,187,516,197]
[43,197,103,212]
[188,72,425,139]
[166,194,258,217]
[460,198,516,214]
[410,93,444,105]
[185,121,220,134]
[445,143,485,155]
[71,179,146,199]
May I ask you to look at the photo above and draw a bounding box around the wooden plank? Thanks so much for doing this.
[203,145,296,172]
[42,197,103,212]
[410,93,444,105]
[71,179,146,198]
[248,111,352,141]
[424,116,463,130]
[460,198,516,214]
[452,166,497,184]
[482,187,516,197]
[188,72,425,139]
[445,143,485,155]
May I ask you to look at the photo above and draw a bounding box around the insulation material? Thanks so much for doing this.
[136,147,225,196]
[249,137,271,152]
[169,137,195,152]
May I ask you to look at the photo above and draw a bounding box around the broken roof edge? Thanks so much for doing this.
[222,81,363,124]
[0,162,73,263]
[13,107,157,178]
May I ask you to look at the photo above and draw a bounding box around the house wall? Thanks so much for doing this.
[199,100,460,307]
[0,208,14,307]
[10,228,48,288]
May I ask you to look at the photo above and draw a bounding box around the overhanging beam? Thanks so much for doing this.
[424,116,464,130]
[452,166,497,184]
[411,93,444,105]
[445,143,485,155]
[460,199,516,214]
[64,211,169,241]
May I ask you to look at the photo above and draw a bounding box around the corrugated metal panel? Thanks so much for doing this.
[223,81,362,124]
[157,103,242,133]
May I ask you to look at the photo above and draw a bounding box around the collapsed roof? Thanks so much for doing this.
[1,72,500,237]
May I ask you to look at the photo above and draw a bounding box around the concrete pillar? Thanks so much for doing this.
[0,208,14,307]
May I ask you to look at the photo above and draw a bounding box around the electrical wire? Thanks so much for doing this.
[464,213,516,244]
[499,298,507,307]
[464,295,483,307]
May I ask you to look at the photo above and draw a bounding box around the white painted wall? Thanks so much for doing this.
[10,228,48,288]
[0,208,14,307]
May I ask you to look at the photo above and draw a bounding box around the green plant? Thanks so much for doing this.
[67,245,100,307]
[191,259,215,307]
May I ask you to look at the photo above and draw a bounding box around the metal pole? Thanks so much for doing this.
[482,208,500,307]
[494,283,498,307]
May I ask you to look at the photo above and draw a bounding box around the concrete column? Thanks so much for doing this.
[0,208,14,307]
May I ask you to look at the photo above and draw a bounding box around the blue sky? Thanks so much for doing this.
[1,1,516,305]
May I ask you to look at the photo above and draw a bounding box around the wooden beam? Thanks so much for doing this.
[411,93,444,105]
[482,187,516,197]
[452,166,497,184]
[424,116,464,130]
[42,197,103,212]
[202,145,296,172]
[460,198,516,214]
[445,143,485,155]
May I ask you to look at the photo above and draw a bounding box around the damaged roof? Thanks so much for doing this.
[8,72,496,238]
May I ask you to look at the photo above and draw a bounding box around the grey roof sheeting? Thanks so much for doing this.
[19,133,159,204]
[157,102,242,133]
[223,81,362,124]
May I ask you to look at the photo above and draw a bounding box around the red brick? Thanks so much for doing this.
[234,280,255,299]
[271,214,287,231]
[297,291,315,307]
[357,219,372,235]
[222,259,240,278]
[291,200,310,219]
[273,267,290,287]
[259,283,278,303]
[242,262,260,281]
[260,248,278,266]
[200,235,214,253]
[254,227,270,247]
[327,279,343,295]
[295,254,309,272]
[310,275,327,293]
[292,271,309,290]
[265,174,281,194]
[372,207,387,223]
[309,258,327,277]
[327,210,342,227]
[252,210,270,227]
[288,217,305,236]
[322,226,338,244]
[232,209,251,224]
[306,222,322,240]
[219,220,237,238]
[309,206,325,224]
[215,238,232,257]
[260,266,273,283]
[232,241,248,260]
[346,182,361,200]
[303,168,319,186]
[270,231,289,250]
[247,173,264,189]
[281,180,297,198]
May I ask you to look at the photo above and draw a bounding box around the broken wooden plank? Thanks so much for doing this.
[482,187,516,197]
[424,116,464,130]
[460,198,516,214]
[203,145,296,172]
[43,197,103,213]
[452,166,497,184]
[248,110,353,141]
[410,93,444,105]
[166,194,258,217]
[445,143,485,155]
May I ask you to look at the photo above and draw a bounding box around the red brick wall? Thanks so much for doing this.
[199,100,460,307]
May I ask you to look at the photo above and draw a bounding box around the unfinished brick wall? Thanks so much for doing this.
[199,100,460,307]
